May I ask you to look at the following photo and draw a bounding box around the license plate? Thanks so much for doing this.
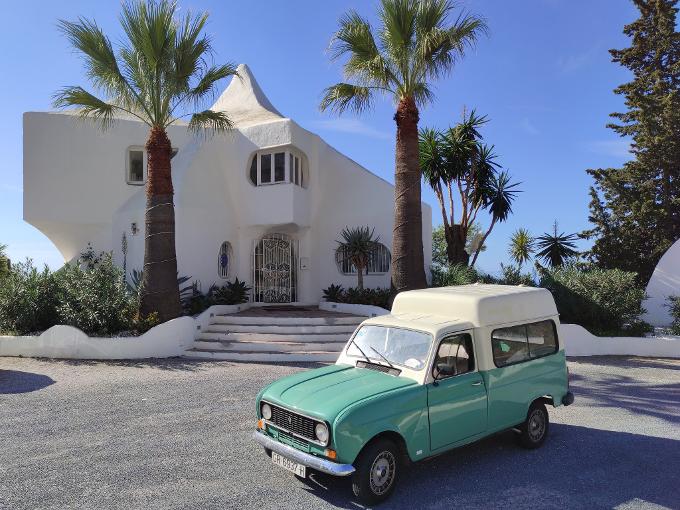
[272,451,306,478]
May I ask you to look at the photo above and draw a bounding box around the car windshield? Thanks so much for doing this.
[347,325,433,371]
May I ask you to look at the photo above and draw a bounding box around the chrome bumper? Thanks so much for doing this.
[253,431,355,477]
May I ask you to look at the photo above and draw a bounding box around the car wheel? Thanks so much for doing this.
[351,438,400,505]
[264,447,272,458]
[518,401,549,449]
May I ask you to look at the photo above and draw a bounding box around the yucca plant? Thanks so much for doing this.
[536,222,579,267]
[54,0,237,322]
[336,226,380,290]
[508,228,535,268]
[321,0,487,293]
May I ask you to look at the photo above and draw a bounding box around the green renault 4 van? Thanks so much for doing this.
[253,284,574,505]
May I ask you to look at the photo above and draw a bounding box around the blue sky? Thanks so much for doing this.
[0,0,640,274]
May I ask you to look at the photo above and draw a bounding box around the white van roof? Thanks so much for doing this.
[391,284,558,328]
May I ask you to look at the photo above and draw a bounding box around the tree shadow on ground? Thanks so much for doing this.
[296,424,680,509]
[568,355,680,371]
[34,357,213,372]
[569,372,680,425]
[0,370,55,394]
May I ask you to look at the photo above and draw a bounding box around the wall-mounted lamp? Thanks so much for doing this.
[131,222,139,236]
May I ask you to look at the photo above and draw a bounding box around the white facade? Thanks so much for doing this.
[23,64,432,304]
[644,238,680,327]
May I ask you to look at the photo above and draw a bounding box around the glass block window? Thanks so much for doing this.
[128,149,144,184]
[218,241,233,279]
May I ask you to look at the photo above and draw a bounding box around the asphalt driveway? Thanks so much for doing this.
[0,356,678,510]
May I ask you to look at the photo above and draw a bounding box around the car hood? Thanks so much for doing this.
[261,363,417,423]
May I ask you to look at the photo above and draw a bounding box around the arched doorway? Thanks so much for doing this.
[253,233,298,303]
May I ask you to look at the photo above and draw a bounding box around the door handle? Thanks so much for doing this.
[472,381,482,386]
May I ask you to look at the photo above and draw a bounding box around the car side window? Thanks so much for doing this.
[492,320,558,367]
[432,333,474,380]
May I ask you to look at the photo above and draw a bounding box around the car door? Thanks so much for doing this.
[427,332,488,451]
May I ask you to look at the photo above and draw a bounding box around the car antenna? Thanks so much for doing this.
[369,346,394,369]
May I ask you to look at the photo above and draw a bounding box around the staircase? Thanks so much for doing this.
[184,308,365,362]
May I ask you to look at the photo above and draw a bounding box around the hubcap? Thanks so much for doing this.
[528,409,546,442]
[369,451,396,495]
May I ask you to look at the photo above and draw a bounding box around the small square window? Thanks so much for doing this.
[128,149,144,183]
[274,152,285,182]
[260,154,271,183]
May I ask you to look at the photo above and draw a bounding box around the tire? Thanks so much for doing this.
[517,401,549,449]
[264,447,272,458]
[351,438,400,506]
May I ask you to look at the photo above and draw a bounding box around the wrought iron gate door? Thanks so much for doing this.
[253,233,298,303]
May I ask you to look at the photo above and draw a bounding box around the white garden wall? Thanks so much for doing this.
[0,317,195,360]
[561,324,680,358]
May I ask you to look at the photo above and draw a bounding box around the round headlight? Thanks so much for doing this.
[261,403,272,420]
[315,423,329,445]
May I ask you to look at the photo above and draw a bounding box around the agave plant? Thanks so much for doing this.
[336,226,380,290]
[536,222,579,267]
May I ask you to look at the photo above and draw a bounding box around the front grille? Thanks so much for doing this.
[278,430,310,452]
[268,404,316,441]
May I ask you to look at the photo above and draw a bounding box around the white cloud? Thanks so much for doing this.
[307,118,392,140]
[588,139,632,159]
[520,118,540,135]
[557,46,599,74]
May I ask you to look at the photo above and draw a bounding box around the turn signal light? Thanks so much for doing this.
[325,449,337,460]
[257,419,265,430]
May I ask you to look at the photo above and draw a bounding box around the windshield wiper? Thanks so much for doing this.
[369,346,395,369]
[349,338,371,365]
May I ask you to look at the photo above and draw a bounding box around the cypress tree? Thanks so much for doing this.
[584,0,680,283]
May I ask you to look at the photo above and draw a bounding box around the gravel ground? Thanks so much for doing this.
[0,356,678,510]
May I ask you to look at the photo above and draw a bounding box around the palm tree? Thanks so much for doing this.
[321,0,486,294]
[420,110,520,267]
[54,0,237,322]
[508,228,535,268]
[536,221,579,267]
[336,226,380,290]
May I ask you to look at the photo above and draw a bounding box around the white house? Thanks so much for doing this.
[23,64,432,304]
[644,238,680,327]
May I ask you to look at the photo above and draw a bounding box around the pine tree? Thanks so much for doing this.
[584,0,680,284]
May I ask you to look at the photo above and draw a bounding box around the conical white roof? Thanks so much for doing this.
[211,64,284,127]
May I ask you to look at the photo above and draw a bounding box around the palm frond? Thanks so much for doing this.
[185,63,239,105]
[419,127,445,187]
[53,86,119,129]
[320,83,374,114]
[485,170,521,223]
[378,0,417,75]
[187,109,234,133]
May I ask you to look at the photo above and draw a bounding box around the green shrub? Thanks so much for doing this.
[0,260,60,334]
[321,285,390,309]
[666,296,680,335]
[486,264,536,286]
[431,264,481,286]
[212,278,251,305]
[56,254,136,335]
[182,278,251,315]
[539,265,650,336]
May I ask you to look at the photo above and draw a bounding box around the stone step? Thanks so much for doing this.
[199,331,351,343]
[203,323,358,335]
[183,348,339,363]
[193,339,346,353]
[212,315,365,326]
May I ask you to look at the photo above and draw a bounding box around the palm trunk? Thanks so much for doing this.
[140,126,181,322]
[447,224,470,266]
[392,97,427,295]
[356,263,364,291]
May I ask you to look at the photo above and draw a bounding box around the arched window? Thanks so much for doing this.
[218,242,233,279]
[247,147,307,188]
[336,243,391,275]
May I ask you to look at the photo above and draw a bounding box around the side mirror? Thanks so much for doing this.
[434,362,456,379]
